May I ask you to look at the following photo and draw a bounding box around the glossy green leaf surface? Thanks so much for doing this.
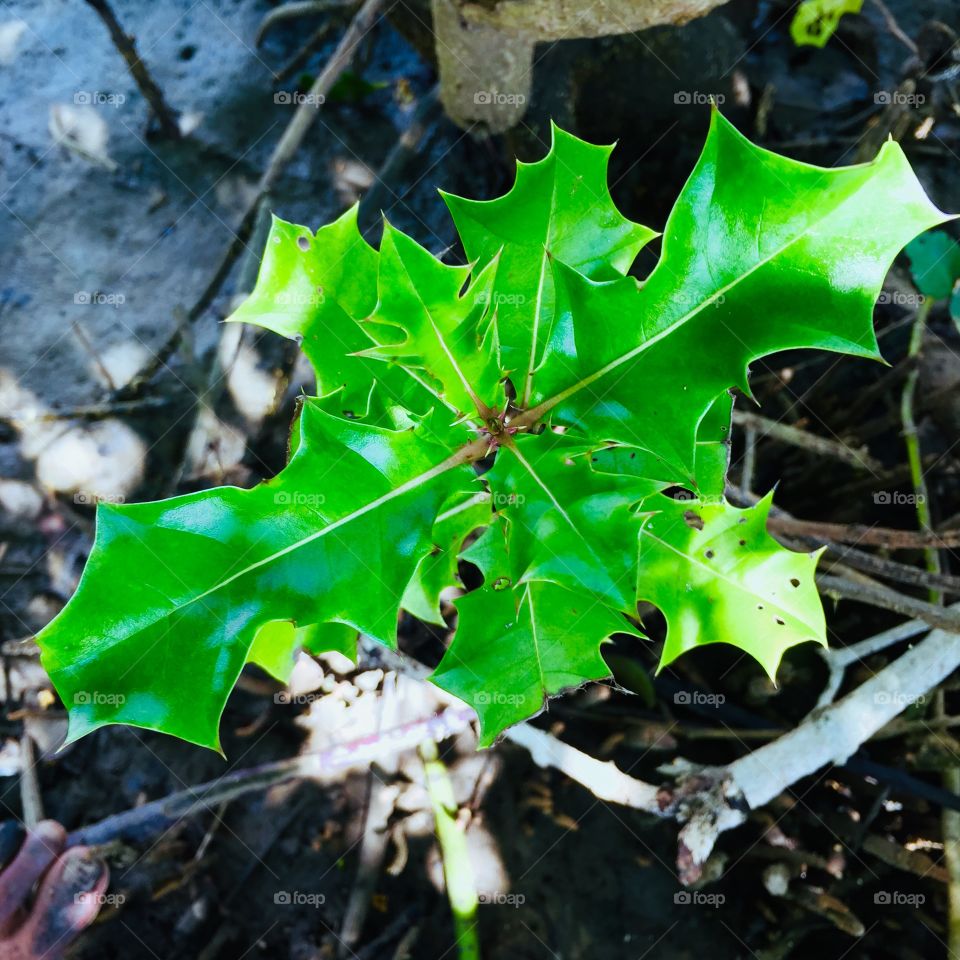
[638,494,826,678]
[360,223,502,419]
[37,112,951,752]
[227,207,436,421]
[432,581,640,746]
[532,111,946,476]
[442,123,656,404]
[39,402,475,750]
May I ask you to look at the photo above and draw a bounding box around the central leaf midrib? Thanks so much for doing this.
[395,251,485,415]
[95,440,484,648]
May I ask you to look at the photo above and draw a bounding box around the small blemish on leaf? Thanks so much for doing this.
[775,617,785,626]
[790,578,800,588]
[738,539,746,546]
[683,511,704,530]
[492,576,511,591]
[704,549,715,559]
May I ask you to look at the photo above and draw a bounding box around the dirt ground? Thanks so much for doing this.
[2,0,960,957]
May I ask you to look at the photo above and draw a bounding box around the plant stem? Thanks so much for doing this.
[900,299,941,602]
[419,739,480,960]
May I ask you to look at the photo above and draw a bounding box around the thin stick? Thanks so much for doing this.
[870,0,919,55]
[732,408,880,472]
[19,733,43,828]
[767,514,960,550]
[818,574,960,634]
[82,0,181,139]
[123,0,385,395]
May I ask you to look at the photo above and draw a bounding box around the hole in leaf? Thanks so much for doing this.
[790,578,800,588]
[297,235,311,251]
[704,549,715,559]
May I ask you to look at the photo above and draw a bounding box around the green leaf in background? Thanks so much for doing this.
[37,112,952,751]
[638,494,826,678]
[442,123,656,404]
[905,229,960,300]
[790,0,863,48]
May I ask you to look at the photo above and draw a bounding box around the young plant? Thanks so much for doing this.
[37,110,949,752]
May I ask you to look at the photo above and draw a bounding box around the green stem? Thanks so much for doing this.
[420,739,480,960]
[900,299,941,603]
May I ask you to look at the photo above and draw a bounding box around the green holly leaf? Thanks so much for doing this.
[905,229,960,300]
[638,494,826,678]
[532,110,947,476]
[401,490,491,625]
[790,0,863,48]
[38,401,477,751]
[227,207,437,421]
[36,113,951,752]
[359,223,503,419]
[431,581,641,747]
[442,123,656,405]
[247,620,358,682]
[480,433,657,612]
